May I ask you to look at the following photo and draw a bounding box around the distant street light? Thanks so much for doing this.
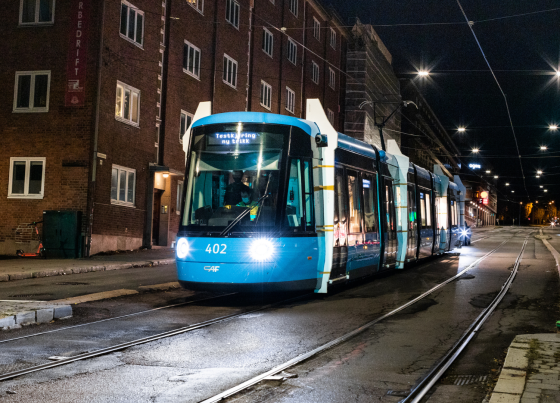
[537,170,543,174]
[536,175,541,178]
[540,146,548,150]
[511,190,515,193]
[550,125,558,130]
[494,175,499,179]
[556,71,560,77]
[472,148,479,153]
[418,71,429,76]
[505,183,510,186]
[457,127,466,132]
[540,185,544,188]
[545,189,548,192]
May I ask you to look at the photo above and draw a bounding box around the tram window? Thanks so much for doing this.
[408,185,416,231]
[362,173,377,233]
[286,159,302,227]
[425,192,432,226]
[347,171,362,233]
[334,167,347,246]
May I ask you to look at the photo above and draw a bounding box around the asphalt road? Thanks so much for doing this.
[0,227,557,402]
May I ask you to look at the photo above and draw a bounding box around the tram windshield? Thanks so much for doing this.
[181,123,291,232]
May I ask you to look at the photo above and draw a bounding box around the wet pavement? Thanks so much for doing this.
[0,227,557,402]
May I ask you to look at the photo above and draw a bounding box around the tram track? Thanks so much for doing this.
[0,229,523,391]
[198,231,531,403]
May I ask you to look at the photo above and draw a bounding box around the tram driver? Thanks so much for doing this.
[224,170,251,206]
[237,190,259,221]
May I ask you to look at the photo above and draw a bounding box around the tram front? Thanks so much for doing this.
[176,113,319,292]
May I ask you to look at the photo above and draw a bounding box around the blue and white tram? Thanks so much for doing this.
[175,100,466,293]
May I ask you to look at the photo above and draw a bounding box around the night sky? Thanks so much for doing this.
[329,0,560,204]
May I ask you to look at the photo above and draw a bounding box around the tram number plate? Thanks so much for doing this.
[206,244,227,254]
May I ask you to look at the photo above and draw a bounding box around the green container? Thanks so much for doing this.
[42,210,82,258]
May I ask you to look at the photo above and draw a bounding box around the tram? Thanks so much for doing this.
[175,100,466,293]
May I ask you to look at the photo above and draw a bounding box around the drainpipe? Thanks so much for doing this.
[299,0,306,117]
[158,0,172,165]
[277,0,286,113]
[211,0,219,109]
[86,0,106,257]
[246,0,255,111]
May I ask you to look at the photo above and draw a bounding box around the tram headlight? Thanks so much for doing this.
[251,239,274,261]
[176,238,190,259]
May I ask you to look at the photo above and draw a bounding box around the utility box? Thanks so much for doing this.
[42,210,82,258]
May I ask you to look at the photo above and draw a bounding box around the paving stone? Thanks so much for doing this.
[522,391,539,399]
[490,392,522,403]
[524,387,542,393]
[0,316,16,329]
[520,398,539,403]
[32,269,62,278]
[53,305,72,319]
[15,311,35,325]
[0,274,9,282]
[539,383,560,390]
[35,308,54,324]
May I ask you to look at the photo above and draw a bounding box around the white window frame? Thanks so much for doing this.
[311,61,319,84]
[286,87,295,114]
[8,157,46,199]
[225,0,240,29]
[287,38,297,65]
[19,0,55,25]
[289,0,297,17]
[262,28,273,58]
[176,180,184,215]
[327,108,334,125]
[13,71,51,113]
[115,81,141,127]
[223,54,238,89]
[183,40,201,79]
[111,165,136,207]
[260,80,272,110]
[119,0,144,48]
[187,0,204,14]
[329,67,335,89]
[313,17,320,40]
[180,110,193,144]
[329,27,336,49]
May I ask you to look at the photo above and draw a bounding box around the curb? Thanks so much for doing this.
[0,303,72,331]
[0,258,175,283]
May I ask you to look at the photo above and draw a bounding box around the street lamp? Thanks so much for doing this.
[549,125,558,130]
[494,175,499,179]
[358,100,418,151]
[418,71,429,76]
[472,148,479,153]
[537,170,543,175]
[486,170,491,174]
[457,127,466,132]
[540,146,548,150]
[556,71,560,77]
[505,183,510,186]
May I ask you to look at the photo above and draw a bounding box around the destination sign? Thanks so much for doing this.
[469,163,481,169]
[207,132,262,146]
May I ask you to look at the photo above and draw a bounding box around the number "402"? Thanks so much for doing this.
[206,244,227,254]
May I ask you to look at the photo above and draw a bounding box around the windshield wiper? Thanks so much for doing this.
[219,174,272,236]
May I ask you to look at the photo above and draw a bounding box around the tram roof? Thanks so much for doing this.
[191,112,320,136]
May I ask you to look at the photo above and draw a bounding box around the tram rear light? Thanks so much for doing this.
[176,238,189,259]
[251,239,274,261]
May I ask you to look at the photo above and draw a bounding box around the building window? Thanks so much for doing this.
[262,28,273,57]
[19,0,55,25]
[329,67,335,89]
[111,165,136,206]
[8,157,46,199]
[289,0,297,17]
[120,1,144,47]
[311,61,319,84]
[287,38,297,65]
[223,54,238,88]
[180,110,193,144]
[260,81,272,110]
[313,17,320,40]
[183,40,201,79]
[187,0,203,13]
[327,108,334,125]
[225,0,240,29]
[176,181,184,215]
[286,87,295,114]
[13,71,51,113]
[329,28,336,49]
[115,81,140,126]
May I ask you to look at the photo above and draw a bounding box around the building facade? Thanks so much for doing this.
[0,0,348,256]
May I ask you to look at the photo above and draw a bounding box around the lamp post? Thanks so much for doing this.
[358,100,418,151]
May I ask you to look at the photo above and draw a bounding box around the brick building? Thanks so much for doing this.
[0,0,348,256]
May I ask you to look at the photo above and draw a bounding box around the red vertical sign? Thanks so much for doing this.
[65,0,91,107]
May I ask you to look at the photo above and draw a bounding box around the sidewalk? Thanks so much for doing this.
[0,248,175,283]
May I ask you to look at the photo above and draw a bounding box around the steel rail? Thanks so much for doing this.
[198,237,514,403]
[0,292,237,345]
[0,293,309,382]
[400,234,530,403]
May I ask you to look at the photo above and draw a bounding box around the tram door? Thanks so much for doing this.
[382,177,397,268]
[331,167,348,279]
[406,183,418,262]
